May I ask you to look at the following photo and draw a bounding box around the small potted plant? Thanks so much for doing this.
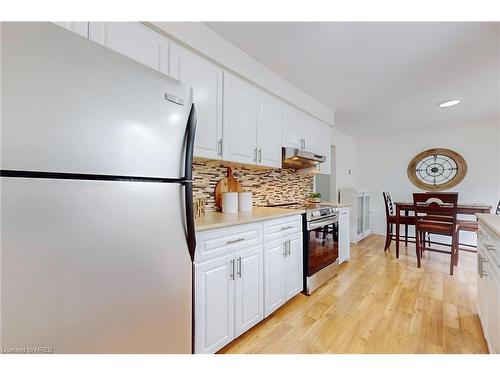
[309,192,321,203]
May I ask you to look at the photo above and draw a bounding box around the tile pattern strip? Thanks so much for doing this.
[192,161,314,211]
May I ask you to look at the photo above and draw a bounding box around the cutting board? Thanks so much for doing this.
[214,167,243,209]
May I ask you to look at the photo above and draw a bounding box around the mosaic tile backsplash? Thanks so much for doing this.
[193,161,314,211]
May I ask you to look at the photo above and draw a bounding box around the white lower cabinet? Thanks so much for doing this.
[264,232,303,317]
[286,233,304,300]
[234,245,264,337]
[338,207,350,264]
[264,240,287,316]
[477,221,500,354]
[195,247,263,354]
[195,215,303,353]
[195,254,235,354]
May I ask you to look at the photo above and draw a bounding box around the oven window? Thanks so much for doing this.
[307,223,339,276]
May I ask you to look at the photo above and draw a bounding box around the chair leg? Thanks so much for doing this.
[450,233,457,275]
[416,229,421,268]
[405,223,408,247]
[384,222,391,251]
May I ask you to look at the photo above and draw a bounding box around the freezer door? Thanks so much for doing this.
[1,178,192,353]
[1,22,192,179]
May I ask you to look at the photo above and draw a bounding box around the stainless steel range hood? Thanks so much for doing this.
[282,147,326,169]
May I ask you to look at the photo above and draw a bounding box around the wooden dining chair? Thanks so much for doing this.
[383,192,417,251]
[413,192,459,275]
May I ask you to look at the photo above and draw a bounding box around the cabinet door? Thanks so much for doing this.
[170,43,223,159]
[222,72,258,165]
[234,245,264,337]
[53,22,89,38]
[363,194,371,236]
[339,210,350,263]
[195,254,235,354]
[257,92,282,168]
[314,120,332,175]
[282,104,305,149]
[357,194,364,238]
[285,233,303,301]
[476,247,488,334]
[89,22,169,75]
[264,240,286,317]
[487,261,500,353]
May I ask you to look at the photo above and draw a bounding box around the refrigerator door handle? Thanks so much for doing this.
[183,104,197,261]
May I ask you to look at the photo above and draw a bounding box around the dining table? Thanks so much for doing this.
[393,201,492,258]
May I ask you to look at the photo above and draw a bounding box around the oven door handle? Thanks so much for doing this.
[307,217,338,231]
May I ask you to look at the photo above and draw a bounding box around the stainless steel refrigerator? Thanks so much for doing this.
[1,22,197,353]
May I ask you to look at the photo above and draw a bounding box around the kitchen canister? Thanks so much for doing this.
[221,192,239,213]
[238,191,253,212]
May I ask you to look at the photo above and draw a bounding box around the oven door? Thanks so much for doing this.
[305,216,339,277]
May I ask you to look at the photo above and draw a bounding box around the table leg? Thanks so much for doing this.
[396,207,400,258]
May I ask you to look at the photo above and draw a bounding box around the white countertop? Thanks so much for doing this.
[195,207,305,232]
[476,213,500,238]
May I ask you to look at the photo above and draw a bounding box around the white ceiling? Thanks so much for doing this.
[205,22,500,138]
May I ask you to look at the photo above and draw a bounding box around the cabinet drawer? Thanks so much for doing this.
[264,215,302,242]
[196,223,263,263]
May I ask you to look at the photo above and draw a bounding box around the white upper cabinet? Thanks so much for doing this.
[314,118,332,175]
[89,22,169,75]
[52,22,89,38]
[222,72,259,165]
[170,43,223,160]
[257,92,282,168]
[282,103,307,149]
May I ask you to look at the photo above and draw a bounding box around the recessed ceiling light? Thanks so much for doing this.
[439,100,460,108]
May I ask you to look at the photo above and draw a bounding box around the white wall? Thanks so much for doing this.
[357,120,500,244]
[332,127,357,201]
[148,22,334,126]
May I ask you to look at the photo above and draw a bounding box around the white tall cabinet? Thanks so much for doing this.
[339,188,371,244]
[338,207,351,264]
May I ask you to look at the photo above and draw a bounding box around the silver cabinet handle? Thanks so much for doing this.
[258,148,262,163]
[281,225,293,231]
[230,259,235,280]
[283,242,287,257]
[218,139,223,156]
[480,256,488,278]
[287,240,291,256]
[485,244,496,252]
[227,237,245,245]
[254,148,258,162]
[237,257,242,278]
[303,139,306,149]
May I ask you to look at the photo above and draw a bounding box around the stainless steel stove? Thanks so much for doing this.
[266,202,340,295]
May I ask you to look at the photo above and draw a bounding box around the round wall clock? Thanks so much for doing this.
[407,148,467,191]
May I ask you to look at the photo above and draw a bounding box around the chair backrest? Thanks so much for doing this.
[496,200,500,215]
[412,192,459,228]
[383,192,395,217]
